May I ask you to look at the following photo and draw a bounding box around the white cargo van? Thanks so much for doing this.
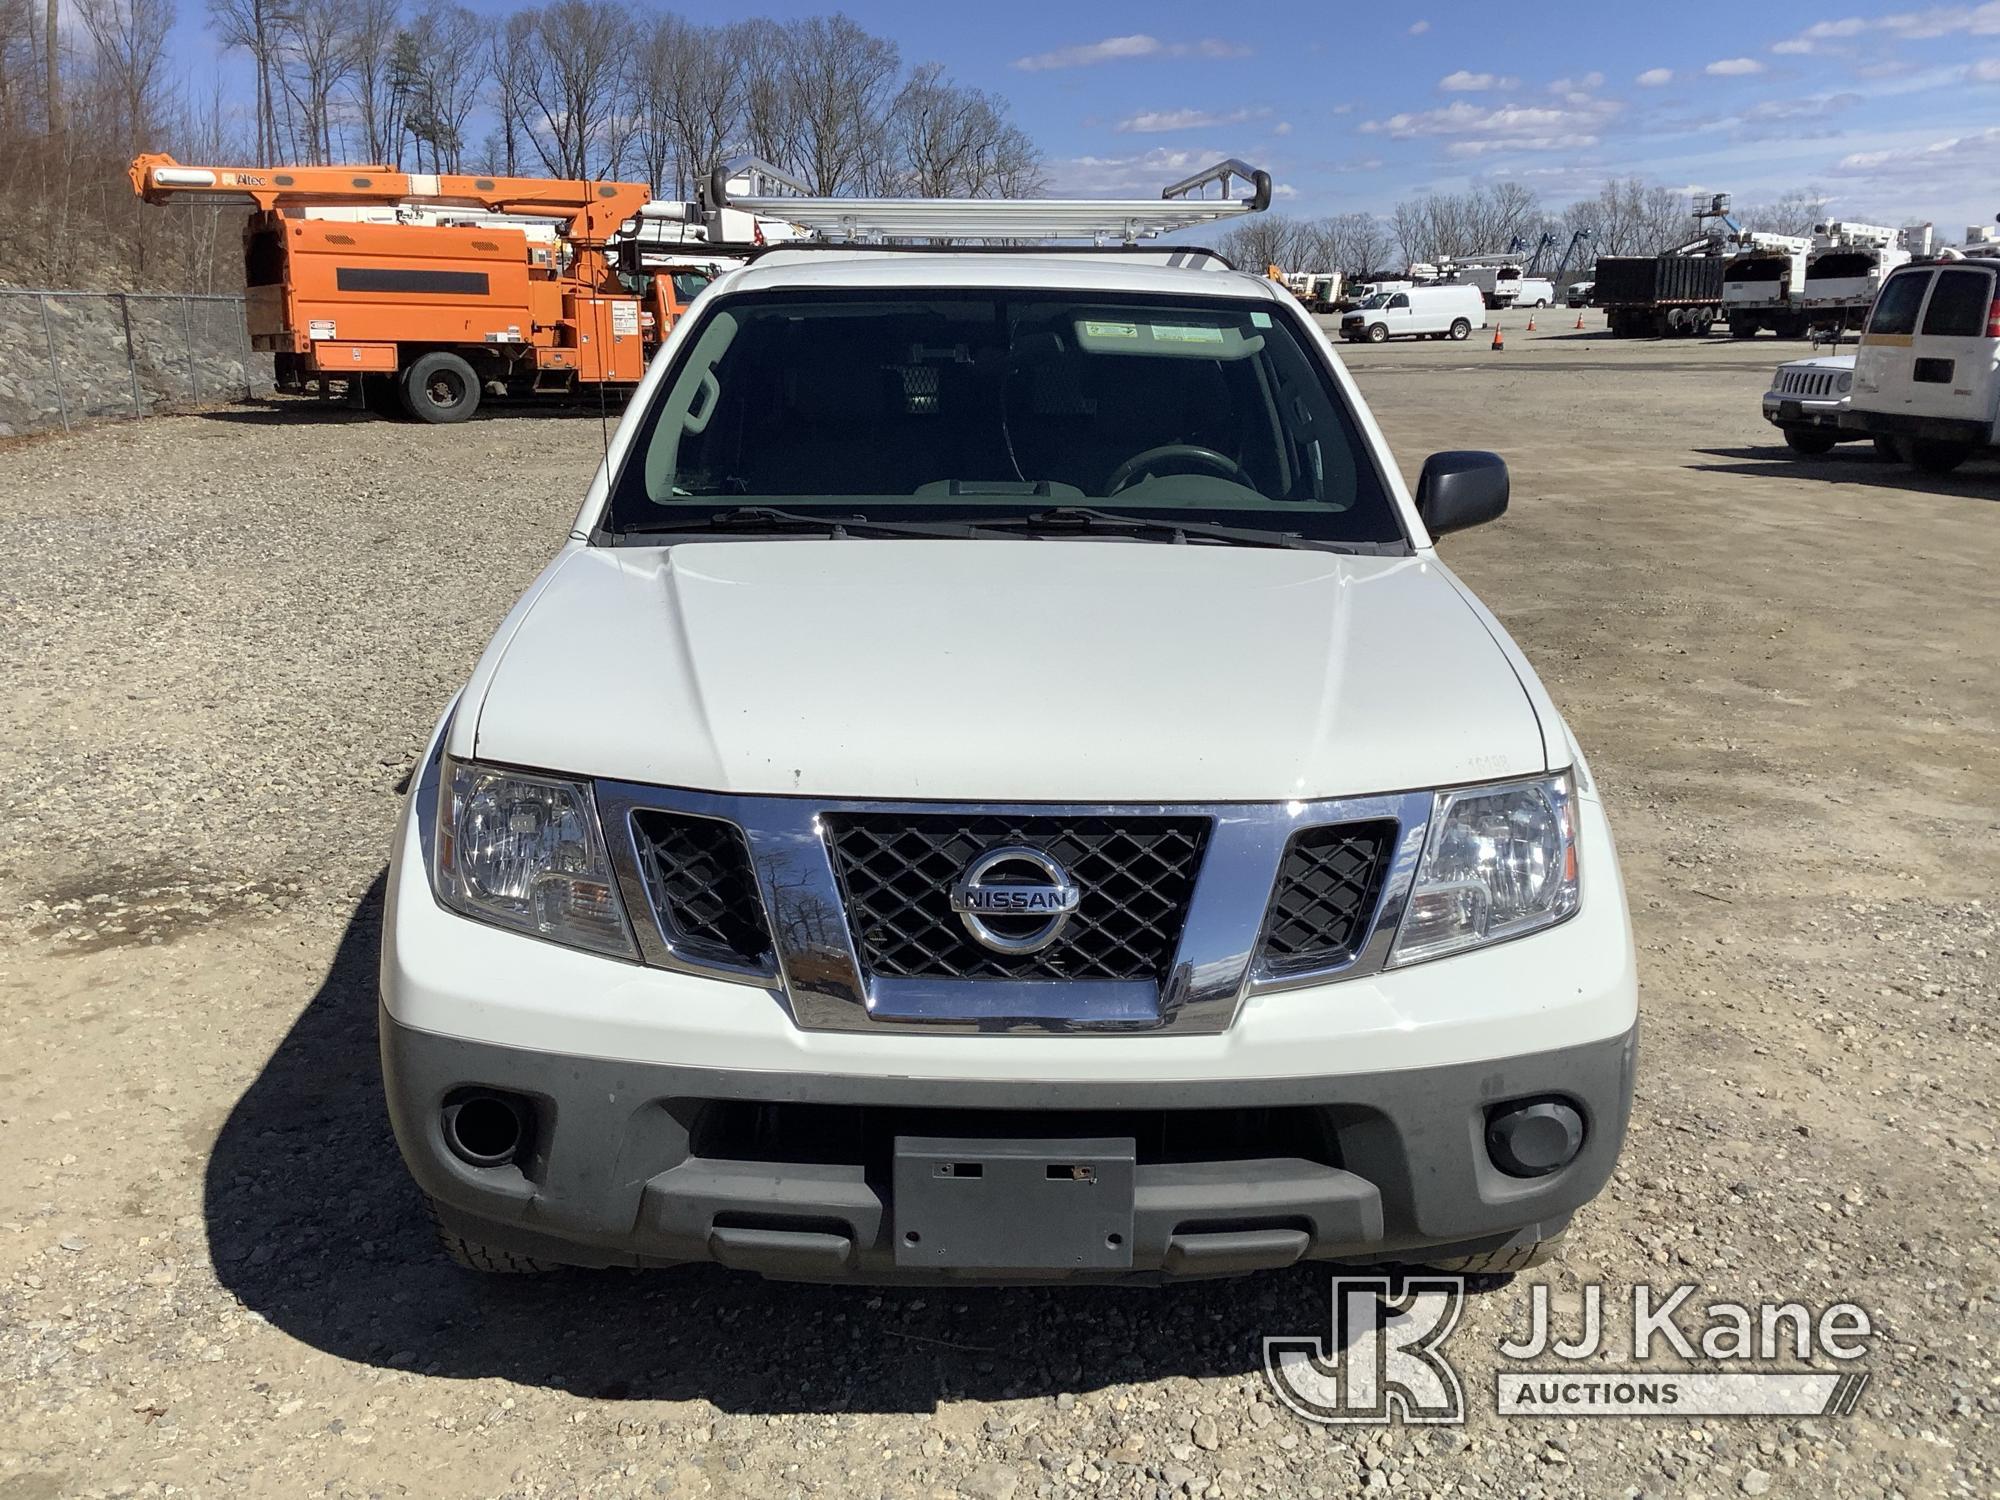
[1515,278,1557,308]
[1841,256,2000,472]
[1339,283,1488,343]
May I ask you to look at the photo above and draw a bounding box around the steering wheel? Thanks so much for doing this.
[1104,443,1249,495]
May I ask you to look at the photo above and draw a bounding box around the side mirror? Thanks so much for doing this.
[1414,450,1509,537]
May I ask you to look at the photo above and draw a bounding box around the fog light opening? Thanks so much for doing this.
[442,1091,528,1169]
[1485,1098,1584,1179]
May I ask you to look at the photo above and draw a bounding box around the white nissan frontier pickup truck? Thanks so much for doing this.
[380,173,1637,1284]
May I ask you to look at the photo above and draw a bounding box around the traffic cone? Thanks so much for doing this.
[1574,309,1586,329]
[1491,322,1504,351]
[1526,311,1537,332]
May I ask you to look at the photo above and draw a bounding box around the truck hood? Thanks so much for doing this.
[468,540,1549,802]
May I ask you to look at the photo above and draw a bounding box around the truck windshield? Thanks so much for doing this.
[1358,294,1391,309]
[604,288,1405,546]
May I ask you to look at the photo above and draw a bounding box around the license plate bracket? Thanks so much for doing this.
[893,1136,1136,1270]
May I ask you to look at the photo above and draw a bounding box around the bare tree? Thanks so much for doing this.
[75,0,177,153]
[1219,214,1299,274]
[341,0,403,165]
[0,0,39,129]
[1737,188,1830,238]
[627,14,679,194]
[777,14,897,194]
[485,8,535,176]
[882,62,1042,197]
[274,0,351,162]
[1389,199,1427,266]
[518,0,628,179]
[1342,213,1392,276]
[1303,212,1390,277]
[663,19,746,197]
[400,0,484,172]
[44,0,60,131]
[732,16,793,171]
[207,0,286,162]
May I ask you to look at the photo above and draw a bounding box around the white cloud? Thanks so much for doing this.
[1408,19,1431,34]
[1445,136,1597,158]
[1439,69,1518,91]
[1271,184,1299,199]
[1045,146,1235,194]
[1973,56,2000,78]
[1839,122,2000,172]
[1548,72,1605,92]
[1273,120,1294,135]
[1636,67,1674,86]
[1359,97,1621,156]
[1115,107,1259,133]
[1772,4,2000,54]
[1742,91,1864,121]
[1012,34,1251,70]
[1706,57,1767,76]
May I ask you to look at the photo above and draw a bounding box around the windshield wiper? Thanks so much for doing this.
[607,503,1407,554]
[976,506,1405,554]
[609,506,983,542]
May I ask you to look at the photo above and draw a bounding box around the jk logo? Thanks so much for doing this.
[1263,1277,1468,1425]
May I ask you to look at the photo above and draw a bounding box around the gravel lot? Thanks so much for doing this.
[1,320,1996,1499]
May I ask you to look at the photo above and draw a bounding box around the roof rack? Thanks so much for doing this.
[704,158,1271,246]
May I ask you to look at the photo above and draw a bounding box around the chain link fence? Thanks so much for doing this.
[0,290,273,438]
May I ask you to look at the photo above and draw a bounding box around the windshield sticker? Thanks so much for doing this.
[1081,320,1140,340]
[1152,324,1227,345]
[1251,311,1272,327]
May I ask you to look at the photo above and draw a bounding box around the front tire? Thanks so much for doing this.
[427,1198,555,1274]
[1448,318,1472,341]
[400,351,482,424]
[1784,428,1837,456]
[1908,439,1975,474]
[1366,323,1389,344]
[1427,1232,1566,1276]
[1872,435,1900,460]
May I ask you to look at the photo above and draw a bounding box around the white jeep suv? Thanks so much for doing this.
[381,239,1638,1283]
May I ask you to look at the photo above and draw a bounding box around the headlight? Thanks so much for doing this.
[1837,373,1852,393]
[1390,772,1579,966]
[433,756,637,959]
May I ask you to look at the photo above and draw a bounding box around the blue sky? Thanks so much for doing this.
[163,0,2000,236]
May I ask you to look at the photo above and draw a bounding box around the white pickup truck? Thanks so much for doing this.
[380,190,1638,1284]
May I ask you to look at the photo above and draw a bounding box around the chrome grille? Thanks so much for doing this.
[825,813,1209,981]
[630,810,771,966]
[1258,822,1397,973]
[594,781,1434,1035]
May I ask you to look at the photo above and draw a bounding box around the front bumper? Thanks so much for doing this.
[383,710,1639,1281]
[384,1007,1636,1281]
[1762,394,1847,433]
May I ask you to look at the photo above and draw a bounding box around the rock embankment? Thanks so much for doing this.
[0,289,271,437]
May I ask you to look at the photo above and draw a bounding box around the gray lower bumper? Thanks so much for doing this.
[382,1007,1637,1283]
[1839,409,1988,446]
[1764,400,1846,432]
